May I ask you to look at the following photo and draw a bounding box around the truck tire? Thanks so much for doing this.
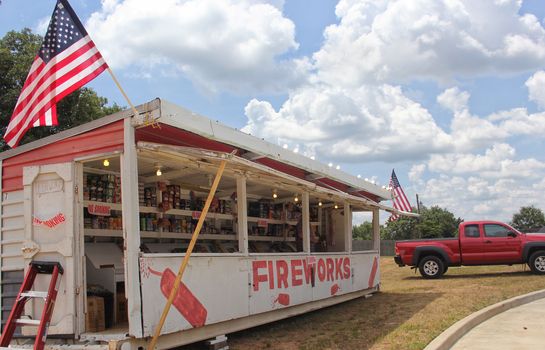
[528,250,545,275]
[418,256,445,279]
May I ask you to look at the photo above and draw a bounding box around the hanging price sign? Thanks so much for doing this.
[88,203,111,216]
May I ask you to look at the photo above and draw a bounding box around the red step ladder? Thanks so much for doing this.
[0,261,63,350]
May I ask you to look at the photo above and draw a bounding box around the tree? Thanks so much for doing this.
[382,205,463,240]
[0,29,121,150]
[381,214,419,240]
[511,206,545,232]
[417,206,462,238]
[352,221,373,240]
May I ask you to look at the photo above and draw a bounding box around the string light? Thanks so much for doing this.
[103,159,110,167]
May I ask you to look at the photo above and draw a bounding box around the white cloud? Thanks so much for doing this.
[243,84,452,162]
[313,0,545,86]
[427,143,545,179]
[86,0,306,93]
[409,164,426,185]
[35,16,50,36]
[437,87,469,113]
[416,173,545,222]
[526,70,545,109]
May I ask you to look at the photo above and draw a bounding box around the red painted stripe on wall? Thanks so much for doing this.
[2,120,124,192]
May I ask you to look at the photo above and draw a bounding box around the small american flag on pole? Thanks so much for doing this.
[389,169,412,220]
[3,0,108,148]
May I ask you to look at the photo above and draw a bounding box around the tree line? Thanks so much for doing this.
[353,205,545,240]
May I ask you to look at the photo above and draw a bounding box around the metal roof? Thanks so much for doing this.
[157,99,392,201]
[0,98,392,202]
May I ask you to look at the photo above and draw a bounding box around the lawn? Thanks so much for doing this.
[220,257,545,350]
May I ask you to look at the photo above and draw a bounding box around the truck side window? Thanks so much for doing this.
[464,225,480,238]
[484,224,509,237]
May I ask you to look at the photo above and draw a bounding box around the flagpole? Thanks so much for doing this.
[106,67,140,118]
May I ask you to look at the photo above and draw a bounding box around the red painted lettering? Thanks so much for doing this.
[252,260,268,291]
[326,258,334,281]
[276,260,289,289]
[291,259,303,286]
[317,259,326,281]
[302,259,313,284]
[335,258,344,280]
[267,261,274,290]
[343,257,351,279]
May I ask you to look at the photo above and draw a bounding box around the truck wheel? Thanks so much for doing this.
[528,250,545,275]
[418,256,445,279]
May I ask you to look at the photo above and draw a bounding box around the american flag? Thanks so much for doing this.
[3,0,108,148]
[389,169,412,220]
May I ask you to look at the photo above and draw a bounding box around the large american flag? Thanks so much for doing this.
[3,0,108,148]
[389,169,412,220]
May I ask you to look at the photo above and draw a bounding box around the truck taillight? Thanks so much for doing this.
[395,245,399,255]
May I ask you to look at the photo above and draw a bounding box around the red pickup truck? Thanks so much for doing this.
[394,220,545,278]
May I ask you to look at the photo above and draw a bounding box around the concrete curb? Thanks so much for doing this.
[423,288,545,350]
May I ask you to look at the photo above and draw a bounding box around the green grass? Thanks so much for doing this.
[222,257,545,350]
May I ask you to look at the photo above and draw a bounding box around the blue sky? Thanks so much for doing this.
[2,0,545,224]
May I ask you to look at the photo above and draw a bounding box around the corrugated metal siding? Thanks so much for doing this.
[1,270,23,333]
[2,120,124,193]
[1,190,24,333]
[1,190,24,272]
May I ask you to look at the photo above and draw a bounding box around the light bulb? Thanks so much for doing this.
[103,159,109,167]
[318,201,323,207]
[334,203,339,209]
[156,168,162,176]
[272,189,278,199]
[294,194,299,202]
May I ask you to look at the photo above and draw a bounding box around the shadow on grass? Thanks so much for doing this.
[179,291,442,350]
[403,269,533,280]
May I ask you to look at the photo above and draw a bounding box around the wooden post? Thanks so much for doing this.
[121,118,143,336]
[236,175,249,254]
[147,160,227,350]
[344,201,351,253]
[302,192,310,253]
[372,209,380,252]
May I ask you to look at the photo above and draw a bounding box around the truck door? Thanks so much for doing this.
[482,223,522,263]
[459,223,485,265]
[21,163,82,336]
